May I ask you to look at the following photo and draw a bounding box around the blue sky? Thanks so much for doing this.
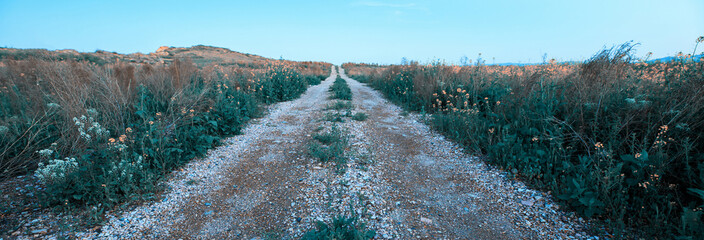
[1,0,702,65]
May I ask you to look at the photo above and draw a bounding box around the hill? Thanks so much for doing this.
[0,45,278,66]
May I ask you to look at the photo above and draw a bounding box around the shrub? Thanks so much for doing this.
[301,215,376,240]
[309,125,349,172]
[351,112,367,121]
[326,101,353,111]
[0,57,327,208]
[305,75,327,86]
[330,76,352,100]
[349,75,369,83]
[255,63,312,104]
[346,43,704,238]
[323,112,347,123]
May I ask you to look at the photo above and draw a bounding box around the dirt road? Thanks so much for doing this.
[82,67,589,239]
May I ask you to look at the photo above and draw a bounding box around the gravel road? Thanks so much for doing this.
[64,66,593,239]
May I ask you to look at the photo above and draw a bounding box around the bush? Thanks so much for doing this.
[349,75,369,83]
[330,76,352,100]
[255,64,308,104]
[326,101,353,111]
[301,215,376,240]
[305,75,327,86]
[309,125,349,173]
[351,112,367,121]
[0,57,326,208]
[347,44,704,238]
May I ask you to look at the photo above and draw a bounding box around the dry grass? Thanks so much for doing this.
[0,50,331,180]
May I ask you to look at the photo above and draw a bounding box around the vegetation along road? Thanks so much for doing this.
[57,66,591,239]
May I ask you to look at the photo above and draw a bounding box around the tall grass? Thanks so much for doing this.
[0,56,330,207]
[344,44,704,238]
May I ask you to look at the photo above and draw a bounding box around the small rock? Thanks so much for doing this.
[31,229,48,234]
[420,217,433,224]
[521,200,534,206]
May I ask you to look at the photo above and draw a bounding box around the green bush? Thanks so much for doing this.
[323,112,348,123]
[349,75,369,83]
[0,59,322,208]
[330,76,352,100]
[305,75,327,86]
[309,125,349,173]
[38,78,262,206]
[351,112,367,121]
[255,64,308,104]
[301,215,376,240]
[327,101,353,111]
[352,44,704,238]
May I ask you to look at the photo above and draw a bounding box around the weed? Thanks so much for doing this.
[308,125,349,173]
[351,112,368,121]
[329,76,352,100]
[349,75,369,83]
[313,127,346,145]
[323,112,347,123]
[304,75,327,86]
[327,101,353,111]
[301,215,376,240]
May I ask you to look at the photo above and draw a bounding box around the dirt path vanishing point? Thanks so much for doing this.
[73,67,591,239]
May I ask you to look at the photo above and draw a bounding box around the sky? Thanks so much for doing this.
[1,0,702,65]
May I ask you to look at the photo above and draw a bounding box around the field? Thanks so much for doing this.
[344,44,704,238]
[0,47,332,236]
[0,44,702,239]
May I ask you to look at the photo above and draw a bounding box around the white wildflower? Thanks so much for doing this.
[86,108,98,117]
[37,149,54,158]
[34,157,78,184]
